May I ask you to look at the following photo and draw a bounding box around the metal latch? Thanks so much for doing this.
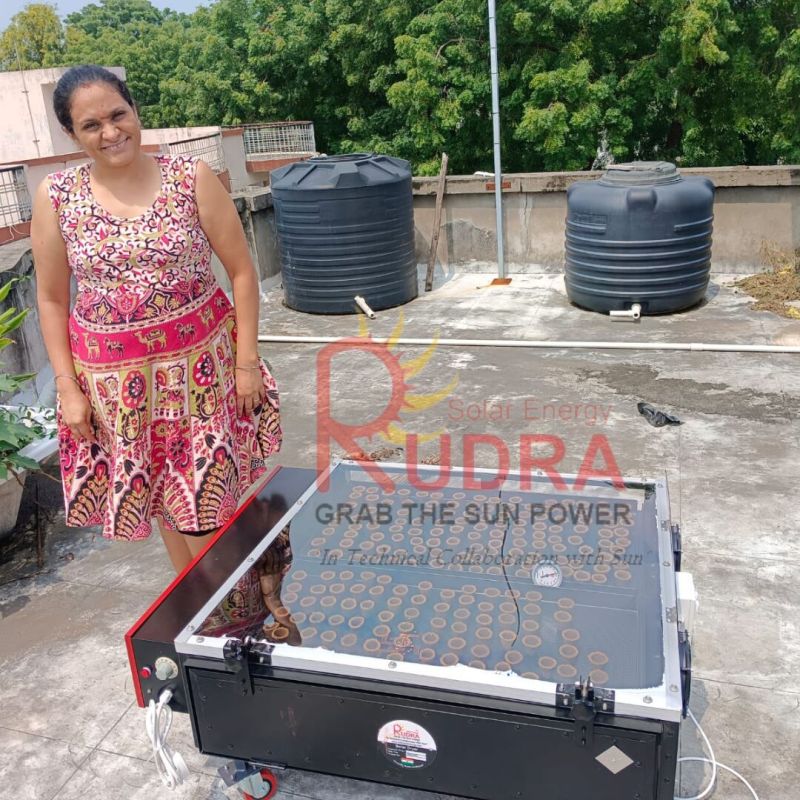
[678,628,692,718]
[222,636,274,695]
[556,678,616,747]
[671,523,682,571]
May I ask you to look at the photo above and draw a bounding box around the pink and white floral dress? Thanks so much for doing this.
[47,154,281,541]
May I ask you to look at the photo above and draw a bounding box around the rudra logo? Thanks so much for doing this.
[316,312,625,492]
[316,311,457,489]
[393,722,421,741]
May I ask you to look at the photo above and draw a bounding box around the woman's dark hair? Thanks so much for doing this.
[53,65,136,133]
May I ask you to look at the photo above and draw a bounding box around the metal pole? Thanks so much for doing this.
[14,22,41,158]
[488,0,505,279]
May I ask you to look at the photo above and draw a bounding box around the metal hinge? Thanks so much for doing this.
[666,606,678,623]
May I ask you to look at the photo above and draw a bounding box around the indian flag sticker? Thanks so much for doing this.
[377,720,437,769]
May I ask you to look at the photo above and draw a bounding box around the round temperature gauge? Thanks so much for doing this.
[532,563,563,588]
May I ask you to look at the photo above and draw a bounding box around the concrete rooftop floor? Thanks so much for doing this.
[1,269,799,800]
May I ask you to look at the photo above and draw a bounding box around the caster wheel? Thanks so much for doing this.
[240,768,278,800]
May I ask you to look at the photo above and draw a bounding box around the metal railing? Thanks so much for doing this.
[243,122,316,157]
[0,166,32,228]
[167,133,226,173]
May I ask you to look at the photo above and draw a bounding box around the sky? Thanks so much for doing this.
[1,1,211,31]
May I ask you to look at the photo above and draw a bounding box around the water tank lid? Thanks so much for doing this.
[271,152,411,190]
[308,153,373,163]
[599,161,680,186]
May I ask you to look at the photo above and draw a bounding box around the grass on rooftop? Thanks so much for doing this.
[736,244,800,319]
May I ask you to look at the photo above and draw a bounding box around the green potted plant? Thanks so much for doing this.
[0,277,57,538]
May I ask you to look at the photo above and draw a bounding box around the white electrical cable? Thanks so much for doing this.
[675,708,759,800]
[145,688,190,789]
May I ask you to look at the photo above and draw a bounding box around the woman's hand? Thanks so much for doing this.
[235,365,265,417]
[59,383,96,443]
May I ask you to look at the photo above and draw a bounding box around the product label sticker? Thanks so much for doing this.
[377,720,437,769]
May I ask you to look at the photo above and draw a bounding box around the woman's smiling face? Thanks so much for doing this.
[67,81,142,167]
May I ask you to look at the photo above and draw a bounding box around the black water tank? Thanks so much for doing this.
[271,153,417,314]
[565,161,714,314]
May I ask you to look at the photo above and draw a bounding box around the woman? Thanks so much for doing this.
[30,65,281,574]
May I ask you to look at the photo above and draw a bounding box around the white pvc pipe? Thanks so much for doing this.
[609,303,642,321]
[354,295,376,319]
[488,0,506,280]
[257,334,800,354]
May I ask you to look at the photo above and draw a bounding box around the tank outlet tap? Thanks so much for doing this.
[609,303,642,321]
[354,295,377,319]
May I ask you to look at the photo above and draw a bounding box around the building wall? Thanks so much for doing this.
[221,129,266,192]
[233,190,280,282]
[140,126,221,146]
[234,166,800,278]
[15,127,257,202]
[24,153,91,199]
[411,166,800,273]
[232,167,800,281]
[40,81,76,156]
[0,67,126,164]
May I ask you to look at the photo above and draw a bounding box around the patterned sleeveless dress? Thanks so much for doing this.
[47,155,282,541]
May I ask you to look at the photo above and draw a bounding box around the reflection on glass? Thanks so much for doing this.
[197,495,302,646]
[256,524,301,645]
[196,465,663,689]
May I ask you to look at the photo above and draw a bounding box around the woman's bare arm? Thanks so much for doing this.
[30,180,94,441]
[195,160,265,415]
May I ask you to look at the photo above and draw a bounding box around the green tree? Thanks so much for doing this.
[0,4,64,70]
[772,12,800,163]
[65,0,166,37]
[15,0,795,172]
[63,0,191,127]
[158,0,268,126]
[384,0,800,172]
[373,0,493,173]
[509,0,800,169]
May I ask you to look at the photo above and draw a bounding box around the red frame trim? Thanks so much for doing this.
[124,464,283,707]
[246,155,313,174]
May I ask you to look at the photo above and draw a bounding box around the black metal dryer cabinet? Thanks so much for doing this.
[127,463,690,800]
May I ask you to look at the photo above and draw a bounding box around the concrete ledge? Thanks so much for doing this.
[412,165,800,272]
[233,186,273,213]
[232,167,799,275]
[246,155,313,173]
[412,165,800,195]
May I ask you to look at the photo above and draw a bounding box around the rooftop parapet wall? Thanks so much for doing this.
[1,164,797,381]
[412,165,800,273]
